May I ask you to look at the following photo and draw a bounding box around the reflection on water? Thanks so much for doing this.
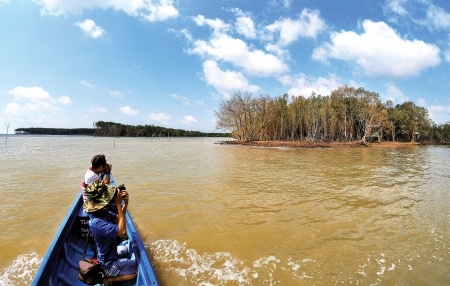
[0,136,449,285]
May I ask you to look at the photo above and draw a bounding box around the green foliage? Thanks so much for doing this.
[15,127,96,135]
[435,122,450,143]
[15,122,230,137]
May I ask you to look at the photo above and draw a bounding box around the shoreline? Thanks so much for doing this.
[222,140,428,148]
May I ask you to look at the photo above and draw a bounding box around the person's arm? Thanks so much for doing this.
[103,173,111,184]
[121,190,129,214]
[115,189,127,237]
[103,163,112,184]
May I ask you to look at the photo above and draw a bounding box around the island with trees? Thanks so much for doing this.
[215,86,450,147]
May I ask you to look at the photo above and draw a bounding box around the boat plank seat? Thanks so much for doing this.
[103,273,137,285]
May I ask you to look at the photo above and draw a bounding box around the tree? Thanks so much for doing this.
[304,93,322,141]
[354,88,382,143]
[252,94,278,141]
[441,122,450,143]
[330,86,359,141]
[319,96,336,141]
[215,92,278,141]
[393,101,431,142]
[383,100,395,141]
[273,94,289,140]
[215,92,249,140]
[290,95,308,140]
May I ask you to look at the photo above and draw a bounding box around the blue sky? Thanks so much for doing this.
[1,0,449,134]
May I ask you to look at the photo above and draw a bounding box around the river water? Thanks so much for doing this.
[0,135,449,285]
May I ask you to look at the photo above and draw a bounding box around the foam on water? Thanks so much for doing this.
[1,227,447,285]
[0,252,41,286]
[148,235,450,285]
[149,239,322,285]
[149,239,251,284]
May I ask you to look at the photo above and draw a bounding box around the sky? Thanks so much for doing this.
[1,0,450,134]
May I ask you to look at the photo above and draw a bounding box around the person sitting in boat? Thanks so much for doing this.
[84,179,137,278]
[81,154,112,202]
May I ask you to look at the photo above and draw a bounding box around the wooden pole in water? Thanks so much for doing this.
[5,122,10,145]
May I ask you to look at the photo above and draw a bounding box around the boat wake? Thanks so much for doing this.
[0,252,41,286]
[147,237,448,285]
[148,239,320,285]
[4,227,447,286]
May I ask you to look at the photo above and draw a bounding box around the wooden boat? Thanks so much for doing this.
[32,174,159,285]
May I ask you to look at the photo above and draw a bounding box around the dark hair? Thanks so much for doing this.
[91,154,106,169]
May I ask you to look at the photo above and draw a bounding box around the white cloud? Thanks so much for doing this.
[423,4,450,30]
[171,93,205,106]
[192,15,231,35]
[445,47,450,63]
[58,96,72,105]
[80,80,96,89]
[384,0,408,17]
[264,42,291,60]
[384,0,450,30]
[5,86,59,117]
[190,10,324,78]
[120,106,138,115]
[4,102,26,117]
[171,93,191,105]
[177,28,193,42]
[265,8,326,46]
[279,73,341,97]
[141,0,179,22]
[109,90,123,97]
[75,19,104,39]
[312,20,441,78]
[383,82,408,104]
[268,0,292,9]
[231,8,257,39]
[416,97,427,107]
[203,60,259,97]
[189,14,289,76]
[189,32,288,76]
[182,115,198,125]
[36,0,178,22]
[236,15,256,39]
[149,112,171,123]
[8,86,53,101]
[283,0,292,9]
[427,105,450,124]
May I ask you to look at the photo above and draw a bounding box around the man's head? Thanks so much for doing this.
[91,154,106,169]
[83,179,117,213]
[91,154,107,172]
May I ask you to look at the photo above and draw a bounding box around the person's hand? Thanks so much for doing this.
[120,190,129,204]
[114,189,123,205]
[105,163,112,173]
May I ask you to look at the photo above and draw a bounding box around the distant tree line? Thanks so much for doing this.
[215,86,450,144]
[92,121,229,137]
[15,121,230,137]
[15,127,96,135]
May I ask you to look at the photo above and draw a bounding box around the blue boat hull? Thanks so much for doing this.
[32,176,159,286]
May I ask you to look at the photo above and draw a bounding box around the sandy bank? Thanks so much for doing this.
[222,140,422,149]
